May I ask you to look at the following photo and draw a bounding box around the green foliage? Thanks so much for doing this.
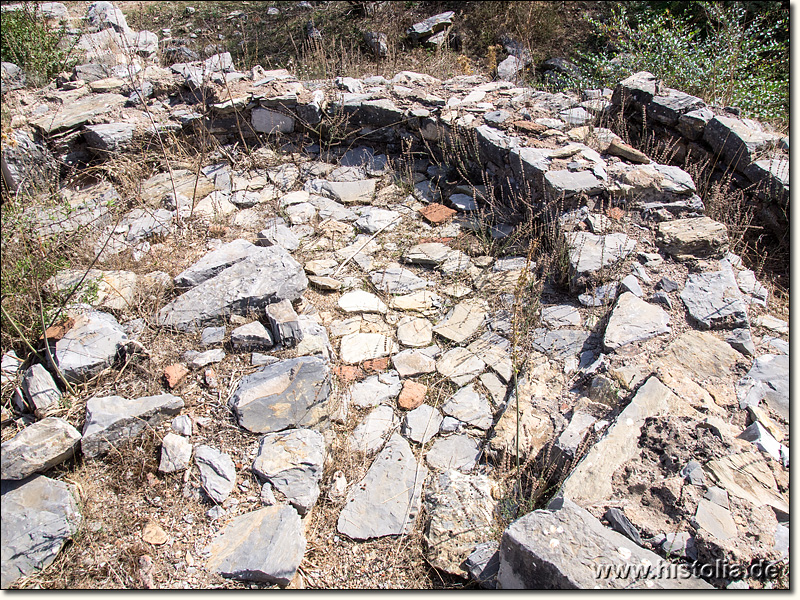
[579,1,788,123]
[0,2,79,87]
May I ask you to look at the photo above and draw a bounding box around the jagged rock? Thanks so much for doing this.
[349,404,397,454]
[252,108,294,134]
[46,268,171,313]
[32,93,127,135]
[498,497,712,589]
[1,476,82,588]
[265,300,302,346]
[84,123,136,153]
[736,269,768,306]
[1,61,25,92]
[704,451,788,516]
[704,115,781,172]
[257,218,300,252]
[402,404,443,444]
[736,354,788,421]
[231,321,274,351]
[21,364,61,416]
[1,130,58,195]
[82,393,184,458]
[53,310,128,382]
[252,428,325,515]
[158,246,307,332]
[189,348,225,369]
[676,106,715,139]
[363,31,388,57]
[206,505,305,585]
[407,11,454,42]
[228,357,330,433]
[306,178,376,204]
[612,71,658,107]
[424,470,499,575]
[647,89,706,126]
[497,55,525,81]
[1,417,81,480]
[442,384,493,430]
[680,269,749,330]
[603,292,670,350]
[355,207,401,234]
[426,434,481,472]
[727,328,756,357]
[337,434,426,540]
[737,422,788,467]
[195,445,236,503]
[656,217,729,261]
[158,432,193,474]
[560,377,692,505]
[743,157,789,206]
[603,508,643,546]
[403,242,450,266]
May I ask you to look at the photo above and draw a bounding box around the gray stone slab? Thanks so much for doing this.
[21,364,61,416]
[370,267,429,295]
[402,404,443,444]
[82,393,184,458]
[52,310,128,382]
[442,384,493,430]
[229,356,330,433]
[337,434,426,540]
[567,232,636,277]
[348,404,397,455]
[252,428,325,515]
[604,292,670,350]
[348,373,401,409]
[656,217,729,261]
[704,115,781,172]
[436,347,485,386]
[339,333,398,364]
[680,269,749,329]
[158,246,307,332]
[31,93,127,135]
[231,321,274,351]
[530,329,591,360]
[1,476,81,588]
[425,434,481,472]
[158,432,192,474]
[736,354,789,421]
[498,497,712,589]
[195,445,236,503]
[174,239,257,288]
[206,505,305,585]
[1,417,81,480]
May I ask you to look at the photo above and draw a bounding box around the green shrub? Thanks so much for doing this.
[579,1,788,124]
[0,2,79,87]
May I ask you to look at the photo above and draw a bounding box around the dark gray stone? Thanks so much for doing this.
[465,542,500,589]
[656,277,679,293]
[1,61,25,92]
[530,329,591,360]
[206,505,306,585]
[603,508,643,546]
[736,354,789,421]
[704,115,780,172]
[726,328,756,357]
[158,246,307,332]
[231,321,274,351]
[612,71,658,107]
[228,357,330,433]
[680,269,749,330]
[498,498,711,589]
[1,476,81,588]
[82,393,184,458]
[265,299,302,347]
[407,11,454,42]
[195,445,236,503]
[84,123,137,154]
[647,89,705,126]
[1,129,58,195]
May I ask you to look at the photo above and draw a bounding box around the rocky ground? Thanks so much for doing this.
[0,1,790,590]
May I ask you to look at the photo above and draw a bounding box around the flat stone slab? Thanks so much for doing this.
[370,267,429,295]
[656,217,729,261]
[337,434,427,540]
[53,310,128,382]
[425,434,482,472]
[545,170,603,199]
[348,372,402,408]
[1,476,82,588]
[424,469,499,576]
[498,497,713,589]
[680,269,749,329]
[21,364,61,416]
[31,93,127,134]
[436,347,485,386]
[228,357,330,433]
[603,292,670,350]
[567,232,636,277]
[403,242,451,266]
[541,305,582,329]
[158,246,307,331]
[433,300,486,344]
[694,498,737,541]
[1,417,81,480]
[442,384,493,430]
[339,332,398,364]
[349,405,397,455]
[355,208,401,234]
[392,348,438,377]
[307,178,376,204]
[402,404,443,444]
[82,393,184,458]
[703,115,781,171]
[396,316,433,347]
[252,428,325,515]
[530,329,591,360]
[231,321,274,351]
[338,290,387,314]
[195,445,236,503]
[174,239,257,288]
[206,505,306,586]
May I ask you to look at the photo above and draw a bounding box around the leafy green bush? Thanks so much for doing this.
[579,1,788,124]
[1,2,79,87]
